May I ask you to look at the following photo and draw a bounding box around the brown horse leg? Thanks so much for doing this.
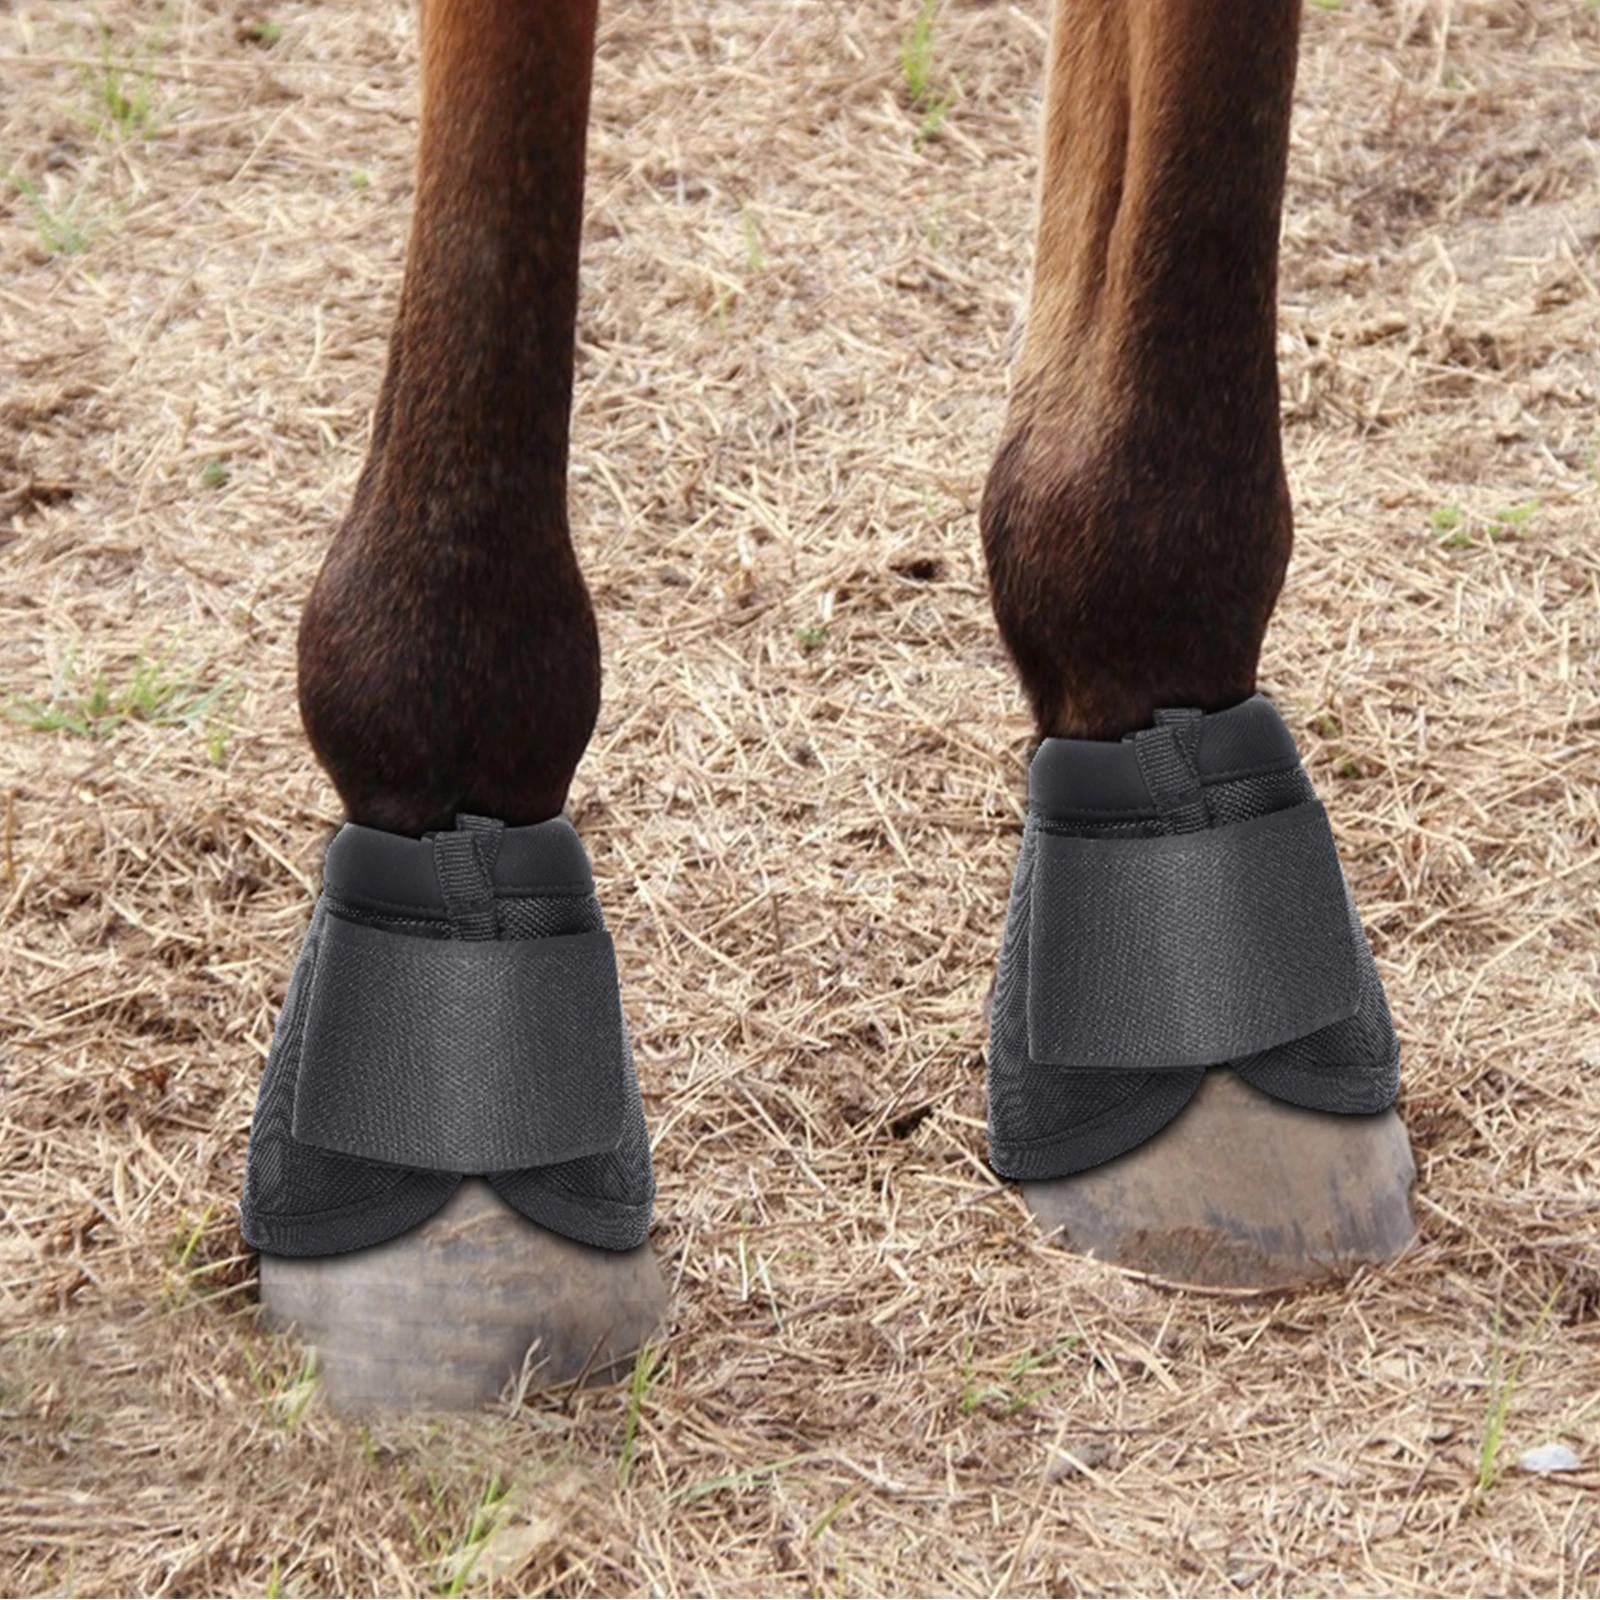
[982,0,1415,1286]
[982,0,1297,734]
[298,0,603,836]
[255,0,664,1411]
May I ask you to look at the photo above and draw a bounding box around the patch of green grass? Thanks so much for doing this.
[8,174,95,255]
[796,624,827,653]
[958,1336,986,1414]
[917,84,958,143]
[1492,498,1540,532]
[239,18,284,47]
[807,1487,858,1542]
[735,1229,781,1320]
[1432,498,1540,549]
[921,89,953,144]
[900,0,959,141]
[960,1335,1080,1417]
[242,1339,319,1429]
[11,650,235,743]
[902,0,939,104]
[157,1203,253,1312]
[402,1469,448,1561]
[159,1204,216,1306]
[349,168,372,190]
[1475,1286,1560,1499]
[201,456,232,490]
[394,1464,519,1596]
[1310,0,1343,9]
[616,1342,659,1491]
[438,1473,511,1598]
[84,27,158,140]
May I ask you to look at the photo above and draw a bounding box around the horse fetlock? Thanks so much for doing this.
[979,417,1292,739]
[298,510,600,834]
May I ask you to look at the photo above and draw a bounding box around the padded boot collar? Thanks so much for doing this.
[323,815,596,912]
[1028,694,1303,819]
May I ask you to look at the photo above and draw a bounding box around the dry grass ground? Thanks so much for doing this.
[1,0,1597,1593]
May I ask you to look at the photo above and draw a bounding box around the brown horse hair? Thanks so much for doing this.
[297,0,602,834]
[981,0,1302,740]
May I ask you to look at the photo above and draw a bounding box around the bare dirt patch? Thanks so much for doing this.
[1,1,1597,1594]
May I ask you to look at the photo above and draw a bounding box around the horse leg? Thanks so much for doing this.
[299,0,601,835]
[981,0,1415,1286]
[246,0,664,1411]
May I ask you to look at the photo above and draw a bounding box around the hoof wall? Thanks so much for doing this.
[258,1180,666,1413]
[1022,1069,1416,1289]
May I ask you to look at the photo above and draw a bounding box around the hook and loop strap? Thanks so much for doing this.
[1026,799,1362,1071]
[1132,709,1209,834]
[290,815,624,1172]
[433,813,505,939]
[290,915,629,1172]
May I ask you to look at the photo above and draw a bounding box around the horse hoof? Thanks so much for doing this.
[1021,1068,1416,1289]
[258,1179,666,1413]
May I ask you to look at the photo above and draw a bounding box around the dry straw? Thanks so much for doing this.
[1,0,1596,1594]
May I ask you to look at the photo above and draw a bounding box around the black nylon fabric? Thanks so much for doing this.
[986,697,1401,1182]
[290,920,630,1171]
[1133,709,1208,833]
[240,816,654,1257]
[1026,803,1361,1069]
